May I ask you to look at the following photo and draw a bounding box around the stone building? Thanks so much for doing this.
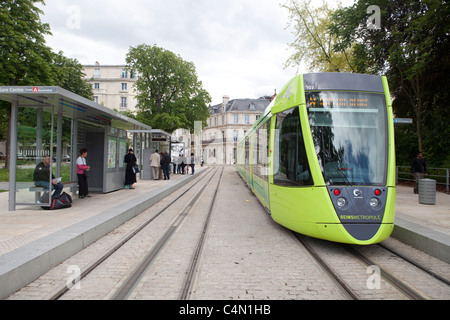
[201,96,271,165]
[83,62,138,113]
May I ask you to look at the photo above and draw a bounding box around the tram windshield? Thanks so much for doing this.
[307,91,388,186]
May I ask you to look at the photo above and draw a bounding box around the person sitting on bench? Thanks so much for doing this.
[33,155,64,201]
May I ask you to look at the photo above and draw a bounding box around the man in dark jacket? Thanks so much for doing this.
[411,152,428,194]
[34,155,64,201]
[160,150,171,180]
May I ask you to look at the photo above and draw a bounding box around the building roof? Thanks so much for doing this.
[209,98,270,115]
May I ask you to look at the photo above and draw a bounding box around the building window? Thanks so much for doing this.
[94,83,100,90]
[120,97,127,109]
[121,69,128,79]
[121,83,127,90]
[233,130,238,142]
[94,96,99,103]
[245,115,250,124]
[234,115,239,124]
[222,115,225,125]
[94,68,100,78]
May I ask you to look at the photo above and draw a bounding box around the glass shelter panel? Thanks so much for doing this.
[15,105,59,206]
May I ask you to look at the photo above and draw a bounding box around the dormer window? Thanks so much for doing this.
[249,103,255,111]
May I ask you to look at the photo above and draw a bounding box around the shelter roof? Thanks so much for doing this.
[0,86,151,131]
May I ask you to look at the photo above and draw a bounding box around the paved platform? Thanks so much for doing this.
[393,184,450,264]
[0,166,448,299]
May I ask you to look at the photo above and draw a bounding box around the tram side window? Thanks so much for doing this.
[244,137,250,171]
[274,107,313,187]
[253,121,270,181]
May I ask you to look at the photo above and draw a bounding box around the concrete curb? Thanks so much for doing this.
[391,217,450,264]
[0,170,205,300]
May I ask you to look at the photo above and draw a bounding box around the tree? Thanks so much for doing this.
[0,0,54,168]
[52,51,93,100]
[0,0,94,168]
[0,0,54,86]
[283,0,355,72]
[330,0,450,165]
[126,44,211,133]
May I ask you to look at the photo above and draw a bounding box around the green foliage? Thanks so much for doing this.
[0,0,94,164]
[126,44,211,133]
[51,51,94,100]
[0,163,71,182]
[329,0,450,167]
[0,0,54,86]
[283,0,355,72]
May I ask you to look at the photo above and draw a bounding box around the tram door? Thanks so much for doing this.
[270,107,314,218]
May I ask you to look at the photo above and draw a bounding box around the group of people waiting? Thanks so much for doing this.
[150,149,195,180]
[32,147,198,203]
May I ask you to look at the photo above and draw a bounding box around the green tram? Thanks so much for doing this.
[237,73,396,244]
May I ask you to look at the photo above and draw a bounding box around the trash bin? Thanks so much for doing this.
[418,179,436,205]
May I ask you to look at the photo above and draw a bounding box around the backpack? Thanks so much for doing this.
[42,192,72,210]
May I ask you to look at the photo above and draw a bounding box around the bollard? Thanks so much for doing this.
[418,179,436,205]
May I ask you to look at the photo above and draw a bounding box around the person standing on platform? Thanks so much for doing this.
[150,149,160,180]
[178,153,185,174]
[185,153,190,174]
[172,154,178,174]
[190,152,195,175]
[160,150,171,180]
[411,151,428,194]
[76,148,90,198]
[124,148,137,189]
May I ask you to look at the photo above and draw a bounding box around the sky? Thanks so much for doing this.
[37,0,353,105]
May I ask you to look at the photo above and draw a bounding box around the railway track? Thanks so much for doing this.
[295,233,450,300]
[7,166,448,301]
[112,167,223,300]
[42,167,222,300]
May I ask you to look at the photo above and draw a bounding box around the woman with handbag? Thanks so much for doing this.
[124,148,137,189]
[76,148,90,199]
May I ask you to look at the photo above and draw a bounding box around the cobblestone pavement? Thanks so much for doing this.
[190,167,346,300]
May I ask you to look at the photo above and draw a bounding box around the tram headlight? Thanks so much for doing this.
[337,197,347,207]
[370,197,380,208]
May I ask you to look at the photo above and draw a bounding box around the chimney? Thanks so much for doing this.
[222,95,230,111]
[271,89,277,102]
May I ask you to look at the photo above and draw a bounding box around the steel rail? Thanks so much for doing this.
[344,246,429,300]
[180,167,224,300]
[377,243,450,286]
[46,168,212,300]
[111,167,220,300]
[294,234,359,300]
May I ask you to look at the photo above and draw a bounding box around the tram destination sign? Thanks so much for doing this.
[0,86,57,94]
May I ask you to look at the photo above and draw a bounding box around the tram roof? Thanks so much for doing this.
[0,86,151,131]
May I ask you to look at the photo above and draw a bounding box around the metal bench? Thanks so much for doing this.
[29,181,78,203]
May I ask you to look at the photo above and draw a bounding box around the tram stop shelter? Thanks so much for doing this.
[0,86,153,211]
